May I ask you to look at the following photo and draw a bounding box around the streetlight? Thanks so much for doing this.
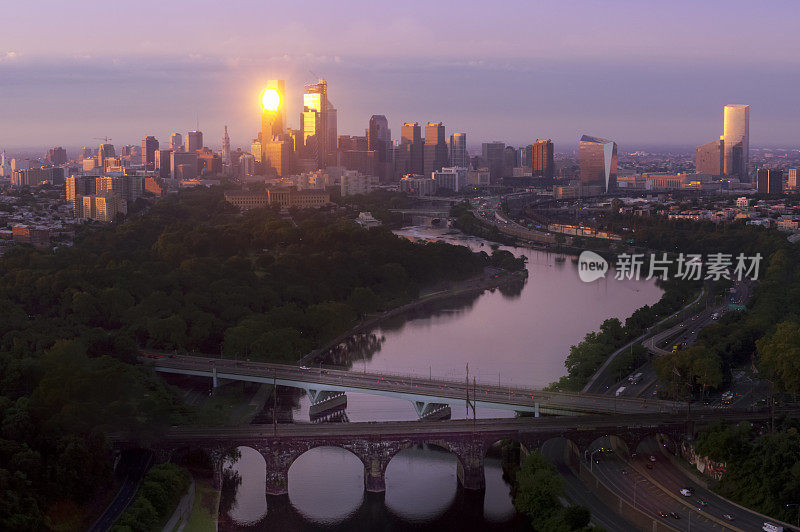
[586,448,602,472]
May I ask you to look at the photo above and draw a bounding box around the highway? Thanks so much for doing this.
[540,439,638,532]
[634,438,770,531]
[144,353,687,416]
[588,439,726,532]
[88,450,152,532]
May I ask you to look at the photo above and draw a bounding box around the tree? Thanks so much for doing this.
[757,320,800,399]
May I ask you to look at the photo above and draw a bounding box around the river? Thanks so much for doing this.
[219,226,663,530]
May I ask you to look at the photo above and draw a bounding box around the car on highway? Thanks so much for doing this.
[697,499,707,506]
[669,512,681,519]
[680,488,694,496]
[657,511,668,518]
[300,366,309,370]
[621,469,628,475]
[649,455,656,462]
[723,514,735,520]
[646,462,654,469]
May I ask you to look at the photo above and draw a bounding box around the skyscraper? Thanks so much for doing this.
[756,169,782,195]
[185,131,203,152]
[222,126,231,165]
[98,143,115,168]
[449,133,468,168]
[482,141,505,183]
[170,133,183,152]
[788,169,799,190]
[423,122,448,178]
[262,79,285,142]
[398,122,423,177]
[696,138,724,175]
[46,147,67,165]
[579,135,617,192]
[723,104,749,180]
[302,79,335,169]
[141,136,159,169]
[368,115,392,182]
[532,139,554,180]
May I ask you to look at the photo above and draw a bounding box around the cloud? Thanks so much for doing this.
[0,51,18,62]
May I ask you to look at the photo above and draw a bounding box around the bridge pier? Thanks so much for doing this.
[456,461,485,491]
[364,457,387,492]
[261,445,298,496]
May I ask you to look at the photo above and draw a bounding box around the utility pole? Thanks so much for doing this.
[465,363,469,414]
[272,375,277,436]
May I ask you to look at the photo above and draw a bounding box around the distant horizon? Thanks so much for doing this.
[2,1,800,148]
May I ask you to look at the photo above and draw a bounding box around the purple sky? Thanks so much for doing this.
[2,0,799,152]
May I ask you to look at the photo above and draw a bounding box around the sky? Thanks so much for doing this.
[1,0,800,153]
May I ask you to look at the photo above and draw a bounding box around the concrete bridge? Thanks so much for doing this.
[127,410,776,497]
[144,354,685,417]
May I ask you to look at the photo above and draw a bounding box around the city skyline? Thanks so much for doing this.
[2,1,800,149]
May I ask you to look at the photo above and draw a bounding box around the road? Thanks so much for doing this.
[88,450,152,532]
[541,439,638,532]
[635,438,772,531]
[588,438,728,532]
[122,410,793,447]
[144,353,688,416]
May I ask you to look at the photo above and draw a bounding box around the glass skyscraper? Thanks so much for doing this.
[723,104,749,180]
[579,135,617,192]
[449,133,468,167]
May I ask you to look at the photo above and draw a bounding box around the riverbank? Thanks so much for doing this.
[297,267,527,366]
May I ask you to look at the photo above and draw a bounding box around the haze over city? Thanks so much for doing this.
[3,0,800,150]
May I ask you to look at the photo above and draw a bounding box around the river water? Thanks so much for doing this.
[220,226,663,530]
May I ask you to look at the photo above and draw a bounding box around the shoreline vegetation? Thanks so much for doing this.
[0,187,526,529]
[298,267,527,366]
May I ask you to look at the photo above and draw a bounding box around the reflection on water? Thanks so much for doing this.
[221,444,530,531]
[289,447,364,524]
[221,226,664,530]
[385,444,457,522]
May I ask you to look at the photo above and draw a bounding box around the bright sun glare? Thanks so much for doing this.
[261,88,281,111]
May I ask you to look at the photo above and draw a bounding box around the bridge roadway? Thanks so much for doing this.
[145,354,685,416]
[127,410,782,497]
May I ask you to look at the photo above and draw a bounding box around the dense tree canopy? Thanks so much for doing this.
[0,187,522,529]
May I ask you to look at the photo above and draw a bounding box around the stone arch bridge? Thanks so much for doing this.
[120,410,775,497]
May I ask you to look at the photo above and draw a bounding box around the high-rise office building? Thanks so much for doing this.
[170,133,183,152]
[533,139,554,179]
[222,126,231,165]
[449,133,468,168]
[423,123,448,177]
[756,169,782,195]
[261,79,285,142]
[141,136,159,169]
[98,143,115,168]
[302,79,336,168]
[788,168,799,190]
[696,138,724,175]
[722,104,749,180]
[579,135,617,192]
[397,122,423,177]
[185,131,203,152]
[46,147,67,165]
[482,141,505,183]
[368,115,392,183]
[155,149,171,179]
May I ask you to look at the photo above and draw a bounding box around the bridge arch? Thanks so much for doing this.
[384,442,461,523]
[287,445,365,524]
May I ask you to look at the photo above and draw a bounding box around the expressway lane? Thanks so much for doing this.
[588,444,727,532]
[144,353,686,416]
[634,438,775,531]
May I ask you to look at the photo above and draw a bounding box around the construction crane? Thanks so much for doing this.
[93,137,112,143]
